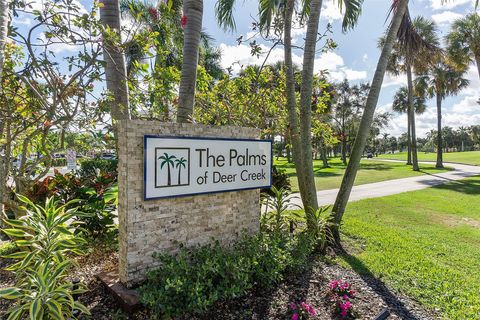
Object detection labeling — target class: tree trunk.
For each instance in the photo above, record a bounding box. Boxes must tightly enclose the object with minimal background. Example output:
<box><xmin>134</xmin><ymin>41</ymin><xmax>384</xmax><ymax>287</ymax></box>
<box><xmin>341</xmin><ymin>137</ymin><xmax>347</xmax><ymax>165</ymax></box>
<box><xmin>298</xmin><ymin>0</ymin><xmax>323</xmax><ymax>215</ymax></box>
<box><xmin>100</xmin><ymin>0</ymin><xmax>130</xmax><ymax>121</ymax></box>
<box><xmin>320</xmin><ymin>138</ymin><xmax>329</xmax><ymax>168</ymax></box>
<box><xmin>407</xmin><ymin>114</ymin><xmax>412</xmax><ymax>164</ymax></box>
<box><xmin>177</xmin><ymin>0</ymin><xmax>203</xmax><ymax>123</ymax></box>
<box><xmin>475</xmin><ymin>54</ymin><xmax>480</xmax><ymax>81</ymax></box>
<box><xmin>0</xmin><ymin>0</ymin><xmax>9</xmax><ymax>87</ymax></box>
<box><xmin>330</xmin><ymin>0</ymin><xmax>409</xmax><ymax>244</ymax></box>
<box><xmin>406</xmin><ymin>63</ymin><xmax>419</xmax><ymax>171</ymax></box>
<box><xmin>284</xmin><ymin>0</ymin><xmax>307</xmax><ymax>198</ymax></box>
<box><xmin>436</xmin><ymin>93</ymin><xmax>443</xmax><ymax>168</ymax></box>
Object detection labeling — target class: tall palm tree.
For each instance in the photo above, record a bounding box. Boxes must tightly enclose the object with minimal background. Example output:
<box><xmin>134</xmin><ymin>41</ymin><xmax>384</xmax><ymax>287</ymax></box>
<box><xmin>416</xmin><ymin>62</ymin><xmax>469</xmax><ymax>168</ymax></box>
<box><xmin>331</xmin><ymin>0</ymin><xmax>409</xmax><ymax>243</ymax></box>
<box><xmin>175</xmin><ymin>157</ymin><xmax>187</xmax><ymax>184</ymax></box>
<box><xmin>0</xmin><ymin>0</ymin><xmax>10</xmax><ymax>86</ymax></box>
<box><xmin>381</xmin><ymin>16</ymin><xmax>440</xmax><ymax>171</ymax></box>
<box><xmin>446</xmin><ymin>13</ymin><xmax>480</xmax><ymax>80</ymax></box>
<box><xmin>392</xmin><ymin>86</ymin><xmax>427</xmax><ymax>147</ymax></box>
<box><xmin>177</xmin><ymin>0</ymin><xmax>203</xmax><ymax>123</ymax></box>
<box><xmin>100</xmin><ymin>0</ymin><xmax>131</xmax><ymax>121</ymax></box>
<box><xmin>159</xmin><ymin>153</ymin><xmax>176</xmax><ymax>186</ymax></box>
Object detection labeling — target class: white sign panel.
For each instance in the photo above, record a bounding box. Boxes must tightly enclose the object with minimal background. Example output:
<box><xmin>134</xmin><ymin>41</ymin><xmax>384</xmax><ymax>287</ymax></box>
<box><xmin>66</xmin><ymin>149</ymin><xmax>76</xmax><ymax>171</ymax></box>
<box><xmin>144</xmin><ymin>136</ymin><xmax>272</xmax><ymax>200</ymax></box>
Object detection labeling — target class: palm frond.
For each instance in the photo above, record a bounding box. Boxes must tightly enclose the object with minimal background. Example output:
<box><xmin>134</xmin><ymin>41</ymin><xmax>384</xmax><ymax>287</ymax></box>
<box><xmin>215</xmin><ymin>0</ymin><xmax>237</xmax><ymax>31</ymax></box>
<box><xmin>339</xmin><ymin>0</ymin><xmax>363</xmax><ymax>32</ymax></box>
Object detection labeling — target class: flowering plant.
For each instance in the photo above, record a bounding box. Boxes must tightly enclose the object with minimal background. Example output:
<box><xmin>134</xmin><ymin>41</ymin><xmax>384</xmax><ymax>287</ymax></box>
<box><xmin>328</xmin><ymin>279</ymin><xmax>355</xmax><ymax>318</ymax></box>
<box><xmin>289</xmin><ymin>301</ymin><xmax>317</xmax><ymax>320</ymax></box>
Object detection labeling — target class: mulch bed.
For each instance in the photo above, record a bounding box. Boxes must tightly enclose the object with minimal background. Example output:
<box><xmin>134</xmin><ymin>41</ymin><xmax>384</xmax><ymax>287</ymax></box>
<box><xmin>0</xmin><ymin>246</ymin><xmax>439</xmax><ymax>320</ymax></box>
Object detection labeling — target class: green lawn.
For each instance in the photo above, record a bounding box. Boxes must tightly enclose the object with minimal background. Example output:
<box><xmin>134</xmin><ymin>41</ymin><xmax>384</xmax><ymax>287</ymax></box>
<box><xmin>339</xmin><ymin>176</ymin><xmax>480</xmax><ymax>319</ymax></box>
<box><xmin>275</xmin><ymin>157</ymin><xmax>452</xmax><ymax>192</ymax></box>
<box><xmin>378</xmin><ymin>150</ymin><xmax>480</xmax><ymax>166</ymax></box>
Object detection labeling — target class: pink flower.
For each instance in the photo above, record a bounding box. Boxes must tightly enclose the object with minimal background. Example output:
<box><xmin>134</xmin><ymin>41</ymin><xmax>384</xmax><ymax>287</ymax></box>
<box><xmin>329</xmin><ymin>280</ymin><xmax>339</xmax><ymax>289</ymax></box>
<box><xmin>291</xmin><ymin>313</ymin><xmax>299</xmax><ymax>320</ymax></box>
<box><xmin>290</xmin><ymin>302</ymin><xmax>296</xmax><ymax>310</ymax></box>
<box><xmin>342</xmin><ymin>295</ymin><xmax>350</xmax><ymax>301</ymax></box>
<box><xmin>340</xmin><ymin>309</ymin><xmax>347</xmax><ymax>317</ymax></box>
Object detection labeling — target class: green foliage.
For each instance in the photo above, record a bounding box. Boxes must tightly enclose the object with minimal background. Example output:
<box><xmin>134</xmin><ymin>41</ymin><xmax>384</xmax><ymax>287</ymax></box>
<box><xmin>79</xmin><ymin>158</ymin><xmax>118</xmax><ymax>177</ymax></box>
<box><xmin>260</xmin><ymin>186</ymin><xmax>300</xmax><ymax>233</ymax></box>
<box><xmin>262</xmin><ymin>165</ymin><xmax>291</xmax><ymax>196</ymax></box>
<box><xmin>139</xmin><ymin>231</ymin><xmax>313</xmax><ymax>318</ymax></box>
<box><xmin>0</xmin><ymin>196</ymin><xmax>89</xmax><ymax>319</ymax></box>
<box><xmin>304</xmin><ymin>206</ymin><xmax>336</xmax><ymax>250</ymax></box>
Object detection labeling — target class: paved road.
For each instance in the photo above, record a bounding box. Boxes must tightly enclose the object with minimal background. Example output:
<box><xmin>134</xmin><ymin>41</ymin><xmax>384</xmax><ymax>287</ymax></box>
<box><xmin>288</xmin><ymin>160</ymin><xmax>480</xmax><ymax>208</ymax></box>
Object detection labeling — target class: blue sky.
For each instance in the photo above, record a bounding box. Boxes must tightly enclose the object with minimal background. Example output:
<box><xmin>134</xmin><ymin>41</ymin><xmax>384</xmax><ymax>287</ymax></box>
<box><xmin>202</xmin><ymin>0</ymin><xmax>480</xmax><ymax>137</ymax></box>
<box><xmin>12</xmin><ymin>0</ymin><xmax>480</xmax><ymax>137</ymax></box>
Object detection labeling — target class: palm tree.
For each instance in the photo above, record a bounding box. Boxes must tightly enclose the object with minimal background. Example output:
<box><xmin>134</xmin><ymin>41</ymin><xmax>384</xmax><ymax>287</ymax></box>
<box><xmin>392</xmin><ymin>86</ymin><xmax>427</xmax><ymax>152</ymax></box>
<box><xmin>177</xmin><ymin>0</ymin><xmax>203</xmax><ymax>123</ymax></box>
<box><xmin>416</xmin><ymin>61</ymin><xmax>469</xmax><ymax>168</ymax></box>
<box><xmin>381</xmin><ymin>16</ymin><xmax>440</xmax><ymax>171</ymax></box>
<box><xmin>100</xmin><ymin>0</ymin><xmax>131</xmax><ymax>121</ymax></box>
<box><xmin>175</xmin><ymin>157</ymin><xmax>187</xmax><ymax>184</ymax></box>
<box><xmin>446</xmin><ymin>13</ymin><xmax>480</xmax><ymax>80</ymax></box>
<box><xmin>159</xmin><ymin>153</ymin><xmax>176</xmax><ymax>186</ymax></box>
<box><xmin>331</xmin><ymin>0</ymin><xmax>409</xmax><ymax>244</ymax></box>
<box><xmin>0</xmin><ymin>0</ymin><xmax>10</xmax><ymax>86</ymax></box>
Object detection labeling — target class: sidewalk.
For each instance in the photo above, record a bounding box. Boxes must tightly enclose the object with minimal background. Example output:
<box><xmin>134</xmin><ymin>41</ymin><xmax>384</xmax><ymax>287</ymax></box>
<box><xmin>289</xmin><ymin>161</ymin><xmax>480</xmax><ymax>208</ymax></box>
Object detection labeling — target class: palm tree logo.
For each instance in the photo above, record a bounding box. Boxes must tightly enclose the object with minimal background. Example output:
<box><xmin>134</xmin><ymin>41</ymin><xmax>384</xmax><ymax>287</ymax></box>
<box><xmin>158</xmin><ymin>153</ymin><xmax>176</xmax><ymax>186</ymax></box>
<box><xmin>175</xmin><ymin>157</ymin><xmax>187</xmax><ymax>185</ymax></box>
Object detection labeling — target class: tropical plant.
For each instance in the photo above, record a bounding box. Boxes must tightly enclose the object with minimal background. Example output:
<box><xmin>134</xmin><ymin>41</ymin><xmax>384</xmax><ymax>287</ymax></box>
<box><xmin>304</xmin><ymin>206</ymin><xmax>336</xmax><ymax>251</ymax></box>
<box><xmin>331</xmin><ymin>0</ymin><xmax>409</xmax><ymax>244</ymax></box>
<box><xmin>174</xmin><ymin>157</ymin><xmax>187</xmax><ymax>184</ymax></box>
<box><xmin>381</xmin><ymin>15</ymin><xmax>440</xmax><ymax>170</ymax></box>
<box><xmin>261</xmin><ymin>186</ymin><xmax>301</xmax><ymax>233</ymax></box>
<box><xmin>177</xmin><ymin>0</ymin><xmax>204</xmax><ymax>122</ymax></box>
<box><xmin>2</xmin><ymin>195</ymin><xmax>86</xmax><ymax>271</ymax></box>
<box><xmin>100</xmin><ymin>0</ymin><xmax>131</xmax><ymax>121</ymax></box>
<box><xmin>415</xmin><ymin>61</ymin><xmax>469</xmax><ymax>168</ymax></box>
<box><xmin>0</xmin><ymin>196</ymin><xmax>89</xmax><ymax>319</ymax></box>
<box><xmin>158</xmin><ymin>153</ymin><xmax>176</xmax><ymax>185</ymax></box>
<box><xmin>0</xmin><ymin>261</ymin><xmax>90</xmax><ymax>319</ymax></box>
<box><xmin>446</xmin><ymin>13</ymin><xmax>480</xmax><ymax>80</ymax></box>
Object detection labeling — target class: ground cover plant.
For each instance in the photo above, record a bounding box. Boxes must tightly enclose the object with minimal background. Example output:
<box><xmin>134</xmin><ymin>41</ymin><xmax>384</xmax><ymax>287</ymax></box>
<box><xmin>275</xmin><ymin>157</ymin><xmax>452</xmax><ymax>192</ymax></box>
<box><xmin>378</xmin><ymin>150</ymin><xmax>480</xmax><ymax>165</ymax></box>
<box><xmin>339</xmin><ymin>176</ymin><xmax>480</xmax><ymax>319</ymax></box>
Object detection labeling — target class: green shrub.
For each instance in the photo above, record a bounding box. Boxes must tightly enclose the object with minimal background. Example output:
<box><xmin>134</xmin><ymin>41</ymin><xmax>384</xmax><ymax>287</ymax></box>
<box><xmin>0</xmin><ymin>195</ymin><xmax>90</xmax><ymax>319</ymax></box>
<box><xmin>261</xmin><ymin>186</ymin><xmax>302</xmax><ymax>233</ymax></box>
<box><xmin>261</xmin><ymin>165</ymin><xmax>291</xmax><ymax>196</ymax></box>
<box><xmin>25</xmin><ymin>169</ymin><xmax>118</xmax><ymax>239</ymax></box>
<box><xmin>139</xmin><ymin>231</ymin><xmax>313</xmax><ymax>318</ymax></box>
<box><xmin>79</xmin><ymin>158</ymin><xmax>117</xmax><ymax>177</ymax></box>
<box><xmin>51</xmin><ymin>158</ymin><xmax>67</xmax><ymax>167</ymax></box>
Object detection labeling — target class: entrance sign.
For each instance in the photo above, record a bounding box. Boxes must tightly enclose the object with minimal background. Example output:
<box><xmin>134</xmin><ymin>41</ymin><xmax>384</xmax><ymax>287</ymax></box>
<box><xmin>144</xmin><ymin>136</ymin><xmax>272</xmax><ymax>200</ymax></box>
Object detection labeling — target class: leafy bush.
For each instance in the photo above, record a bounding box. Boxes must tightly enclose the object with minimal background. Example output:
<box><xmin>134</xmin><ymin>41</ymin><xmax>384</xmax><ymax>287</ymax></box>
<box><xmin>261</xmin><ymin>165</ymin><xmax>291</xmax><ymax>196</ymax></box>
<box><xmin>79</xmin><ymin>158</ymin><xmax>117</xmax><ymax>177</ymax></box>
<box><xmin>51</xmin><ymin>158</ymin><xmax>67</xmax><ymax>167</ymax></box>
<box><xmin>304</xmin><ymin>206</ymin><xmax>336</xmax><ymax>251</ymax></box>
<box><xmin>261</xmin><ymin>186</ymin><xmax>301</xmax><ymax>233</ymax></box>
<box><xmin>0</xmin><ymin>196</ymin><xmax>89</xmax><ymax>319</ymax></box>
<box><xmin>139</xmin><ymin>232</ymin><xmax>312</xmax><ymax>318</ymax></box>
<box><xmin>25</xmin><ymin>169</ymin><xmax>118</xmax><ymax>239</ymax></box>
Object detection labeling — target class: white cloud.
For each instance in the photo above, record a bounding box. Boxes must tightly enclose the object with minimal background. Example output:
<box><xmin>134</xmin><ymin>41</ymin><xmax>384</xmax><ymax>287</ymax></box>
<box><xmin>382</xmin><ymin>73</ymin><xmax>407</xmax><ymax>88</ymax></box>
<box><xmin>461</xmin><ymin>65</ymin><xmax>480</xmax><ymax>96</ymax></box>
<box><xmin>428</xmin><ymin>0</ymin><xmax>472</xmax><ymax>10</ymax></box>
<box><xmin>321</xmin><ymin>1</ymin><xmax>343</xmax><ymax>22</ymax></box>
<box><xmin>219</xmin><ymin>43</ymin><xmax>367</xmax><ymax>81</ymax></box>
<box><xmin>431</xmin><ymin>11</ymin><xmax>464</xmax><ymax>24</ymax></box>
<box><xmin>452</xmin><ymin>96</ymin><xmax>480</xmax><ymax>113</ymax></box>
<box><xmin>362</xmin><ymin>53</ymin><xmax>368</xmax><ymax>63</ymax></box>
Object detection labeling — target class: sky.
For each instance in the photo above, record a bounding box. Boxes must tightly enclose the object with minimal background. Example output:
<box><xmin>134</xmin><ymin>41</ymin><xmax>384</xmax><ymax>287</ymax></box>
<box><xmin>11</xmin><ymin>0</ymin><xmax>480</xmax><ymax>137</ymax></box>
<box><xmin>201</xmin><ymin>0</ymin><xmax>480</xmax><ymax>137</ymax></box>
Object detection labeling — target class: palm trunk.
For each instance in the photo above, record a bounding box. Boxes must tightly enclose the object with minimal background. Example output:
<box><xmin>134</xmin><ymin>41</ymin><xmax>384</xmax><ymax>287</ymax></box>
<box><xmin>178</xmin><ymin>166</ymin><xmax>181</xmax><ymax>184</ymax></box>
<box><xmin>330</xmin><ymin>0</ymin><xmax>409</xmax><ymax>244</ymax></box>
<box><xmin>100</xmin><ymin>0</ymin><xmax>130</xmax><ymax>121</ymax></box>
<box><xmin>436</xmin><ymin>93</ymin><xmax>443</xmax><ymax>168</ymax></box>
<box><xmin>0</xmin><ymin>0</ymin><xmax>9</xmax><ymax>87</ymax></box>
<box><xmin>167</xmin><ymin>164</ymin><xmax>172</xmax><ymax>186</ymax></box>
<box><xmin>177</xmin><ymin>0</ymin><xmax>203</xmax><ymax>123</ymax></box>
<box><xmin>407</xmin><ymin>115</ymin><xmax>412</xmax><ymax>164</ymax></box>
<box><xmin>341</xmin><ymin>136</ymin><xmax>347</xmax><ymax>165</ymax></box>
<box><xmin>298</xmin><ymin>0</ymin><xmax>323</xmax><ymax>216</ymax></box>
<box><xmin>284</xmin><ymin>0</ymin><xmax>307</xmax><ymax>199</ymax></box>
<box><xmin>406</xmin><ymin>63</ymin><xmax>419</xmax><ymax>171</ymax></box>
<box><xmin>320</xmin><ymin>138</ymin><xmax>329</xmax><ymax>168</ymax></box>
<box><xmin>475</xmin><ymin>54</ymin><xmax>480</xmax><ymax>81</ymax></box>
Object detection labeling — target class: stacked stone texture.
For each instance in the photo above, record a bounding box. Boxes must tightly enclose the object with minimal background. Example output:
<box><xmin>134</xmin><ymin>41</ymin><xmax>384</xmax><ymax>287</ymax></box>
<box><xmin>117</xmin><ymin>120</ymin><xmax>260</xmax><ymax>286</ymax></box>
